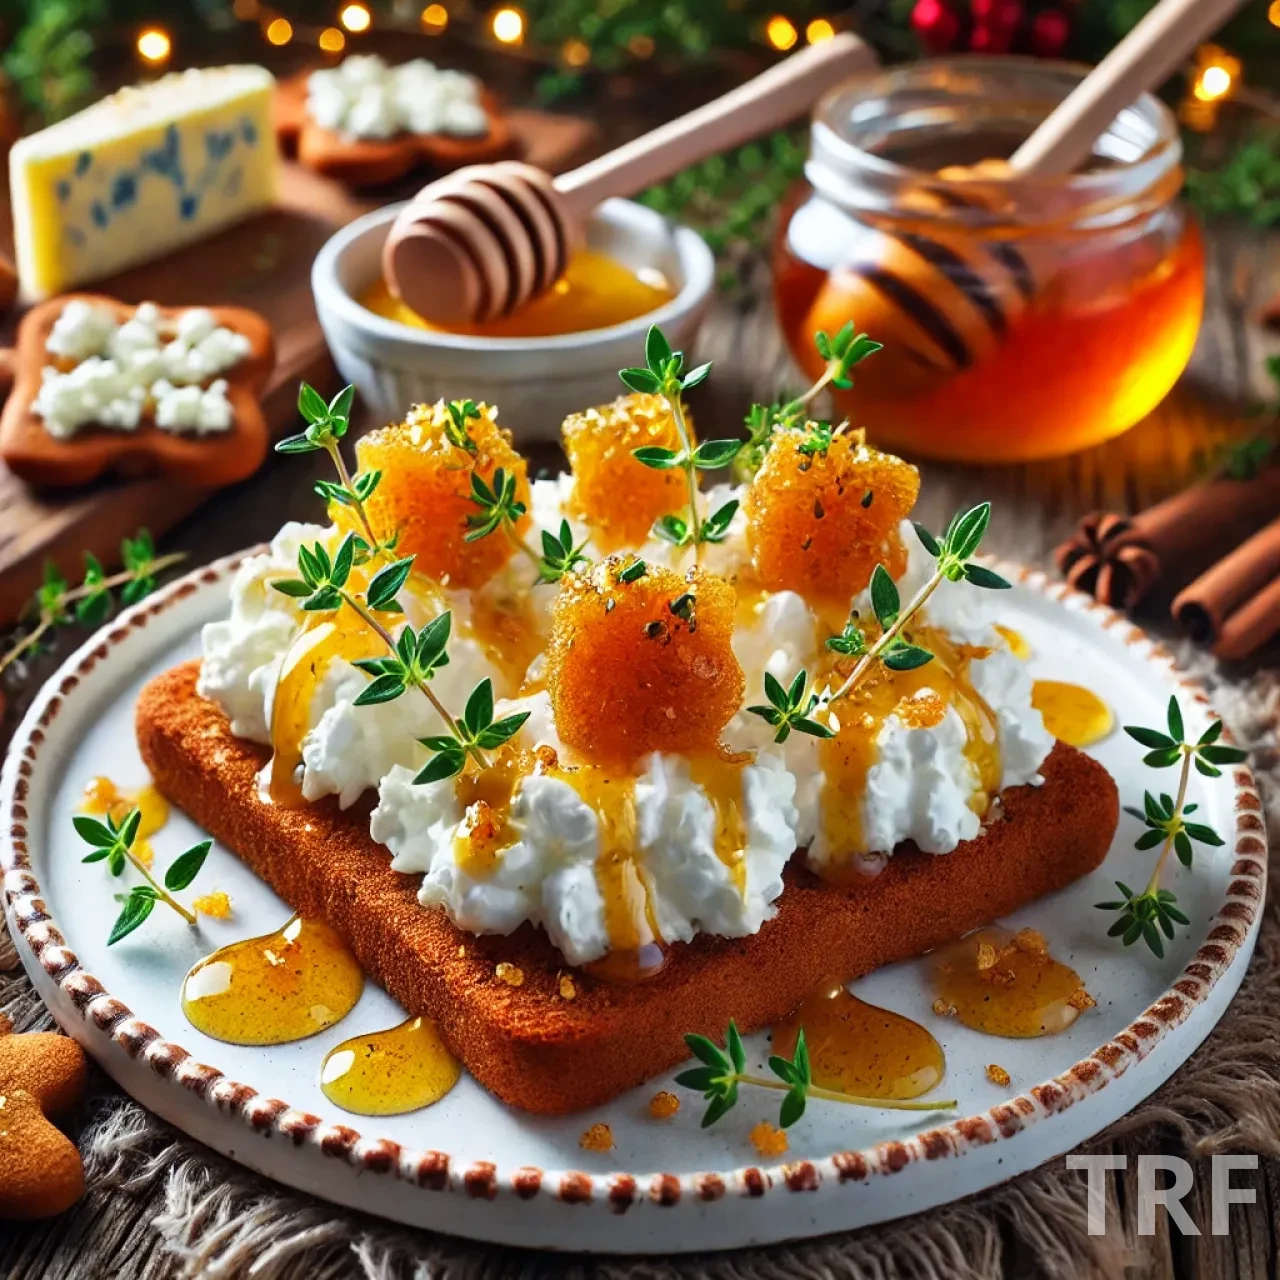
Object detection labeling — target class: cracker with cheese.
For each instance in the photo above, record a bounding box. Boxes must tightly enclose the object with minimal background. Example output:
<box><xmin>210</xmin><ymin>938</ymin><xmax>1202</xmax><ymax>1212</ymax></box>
<box><xmin>0</xmin><ymin>295</ymin><xmax>274</xmax><ymax>488</ymax></box>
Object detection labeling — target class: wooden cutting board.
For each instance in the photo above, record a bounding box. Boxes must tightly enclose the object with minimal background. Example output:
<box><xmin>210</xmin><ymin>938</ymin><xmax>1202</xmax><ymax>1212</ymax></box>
<box><xmin>0</xmin><ymin>108</ymin><xmax>598</xmax><ymax>624</ymax></box>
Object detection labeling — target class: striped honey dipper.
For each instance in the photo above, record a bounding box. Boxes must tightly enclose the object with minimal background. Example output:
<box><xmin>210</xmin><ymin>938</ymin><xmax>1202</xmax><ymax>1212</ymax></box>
<box><xmin>382</xmin><ymin>32</ymin><xmax>876</xmax><ymax>327</ymax></box>
<box><xmin>809</xmin><ymin>0</ymin><xmax>1244</xmax><ymax>374</ymax></box>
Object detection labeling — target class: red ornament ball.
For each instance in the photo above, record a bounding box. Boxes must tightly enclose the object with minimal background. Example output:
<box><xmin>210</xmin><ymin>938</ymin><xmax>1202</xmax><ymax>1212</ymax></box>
<box><xmin>969</xmin><ymin>19</ymin><xmax>1015</xmax><ymax>53</ymax></box>
<box><xmin>971</xmin><ymin>0</ymin><xmax>1023</xmax><ymax>29</ymax></box>
<box><xmin>911</xmin><ymin>0</ymin><xmax>961</xmax><ymax>53</ymax></box>
<box><xmin>1029</xmin><ymin>7</ymin><xmax>1071</xmax><ymax>57</ymax></box>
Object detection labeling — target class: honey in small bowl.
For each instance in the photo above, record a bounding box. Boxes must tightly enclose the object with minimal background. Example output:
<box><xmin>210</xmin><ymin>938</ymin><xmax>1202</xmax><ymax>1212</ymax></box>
<box><xmin>360</xmin><ymin>249</ymin><xmax>674</xmax><ymax>338</ymax></box>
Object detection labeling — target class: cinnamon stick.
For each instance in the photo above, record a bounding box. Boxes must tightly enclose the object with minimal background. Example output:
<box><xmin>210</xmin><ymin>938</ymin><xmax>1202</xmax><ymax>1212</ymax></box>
<box><xmin>1055</xmin><ymin>467</ymin><xmax>1280</xmax><ymax>609</ymax></box>
<box><xmin>1173</xmin><ymin>516</ymin><xmax>1280</xmax><ymax>660</ymax></box>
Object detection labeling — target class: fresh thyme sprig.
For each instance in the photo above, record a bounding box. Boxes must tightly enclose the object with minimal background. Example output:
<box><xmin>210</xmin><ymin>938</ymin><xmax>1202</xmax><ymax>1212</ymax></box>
<box><xmin>734</xmin><ymin>323</ymin><xmax>882</xmax><ymax>482</ymax></box>
<box><xmin>621</xmin><ymin>325</ymin><xmax>739</xmax><ymax>558</ymax></box>
<box><xmin>0</xmin><ymin>531</ymin><xmax>186</xmax><ymax>683</ymax></box>
<box><xmin>676</xmin><ymin>1019</ymin><xmax>956</xmax><ymax>1130</ymax></box>
<box><xmin>1096</xmin><ymin>696</ymin><xmax>1246</xmax><ymax>958</ymax></box>
<box><xmin>747</xmin><ymin>503</ymin><xmax>1010</xmax><ymax>745</ymax></box>
<box><xmin>464</xmin><ymin>466</ymin><xmax>591</xmax><ymax>585</ymax></box>
<box><xmin>746</xmin><ymin>670</ymin><xmax>832</xmax><ymax>744</ymax></box>
<box><xmin>74</xmin><ymin>806</ymin><xmax>211</xmax><ymax>944</ymax></box>
<box><xmin>270</xmin><ymin>531</ymin><xmax>527</xmax><ymax>778</ymax></box>
<box><xmin>277</xmin><ymin>383</ymin><xmax>397</xmax><ymax>562</ymax></box>
<box><xmin>272</xmin><ymin>384</ymin><xmax>533</xmax><ymax>784</ymax></box>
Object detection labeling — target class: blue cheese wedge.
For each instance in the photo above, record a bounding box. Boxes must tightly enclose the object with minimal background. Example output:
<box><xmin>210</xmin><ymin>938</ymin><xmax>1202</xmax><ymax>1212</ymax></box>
<box><xmin>9</xmin><ymin>66</ymin><xmax>277</xmax><ymax>300</ymax></box>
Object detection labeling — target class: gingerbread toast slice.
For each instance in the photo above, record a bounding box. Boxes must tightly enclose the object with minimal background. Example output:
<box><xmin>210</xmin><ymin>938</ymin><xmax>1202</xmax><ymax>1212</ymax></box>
<box><xmin>137</xmin><ymin>660</ymin><xmax>1118</xmax><ymax>1115</ymax></box>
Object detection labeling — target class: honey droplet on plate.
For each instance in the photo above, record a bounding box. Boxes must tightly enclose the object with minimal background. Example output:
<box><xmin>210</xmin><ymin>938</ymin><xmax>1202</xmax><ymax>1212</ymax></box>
<box><xmin>181</xmin><ymin>915</ymin><xmax>363</xmax><ymax>1045</ymax></box>
<box><xmin>930</xmin><ymin>926</ymin><xmax>1092</xmax><ymax>1038</ymax></box>
<box><xmin>320</xmin><ymin>1016</ymin><xmax>460</xmax><ymax>1116</ymax></box>
<box><xmin>81</xmin><ymin>775</ymin><xmax>170</xmax><ymax>864</ymax></box>
<box><xmin>1031</xmin><ymin>680</ymin><xmax>1114</xmax><ymax>747</ymax></box>
<box><xmin>772</xmin><ymin>985</ymin><xmax>945</xmax><ymax>1100</ymax></box>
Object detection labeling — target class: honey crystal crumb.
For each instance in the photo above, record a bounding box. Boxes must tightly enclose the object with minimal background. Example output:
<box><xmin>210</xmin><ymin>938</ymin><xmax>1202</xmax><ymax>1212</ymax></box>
<box><xmin>534</xmin><ymin>744</ymin><xmax>559</xmax><ymax>773</ymax></box>
<box><xmin>546</xmin><ymin>559</ymin><xmax>744</xmax><ymax>763</ymax></box>
<box><xmin>649</xmin><ymin>1091</ymin><xmax>680</xmax><ymax>1120</ymax></box>
<box><xmin>579</xmin><ymin>1122</ymin><xmax>614</xmax><ymax>1152</ymax></box>
<box><xmin>1012</xmin><ymin>928</ymin><xmax>1048</xmax><ymax>955</ymax></box>
<box><xmin>337</xmin><ymin>401</ymin><xmax>531</xmax><ymax>591</ymax></box>
<box><xmin>558</xmin><ymin>974</ymin><xmax>577</xmax><ymax>1000</ymax></box>
<box><xmin>495</xmin><ymin>962</ymin><xmax>525</xmax><ymax>988</ymax></box>
<box><xmin>745</xmin><ymin>428</ymin><xmax>919</xmax><ymax>604</ymax></box>
<box><xmin>192</xmin><ymin>891</ymin><xmax>232</xmax><ymax>919</ymax></box>
<box><xmin>1068</xmin><ymin>987</ymin><xmax>1096</xmax><ymax>1012</ymax></box>
<box><xmin>749</xmin><ymin>1121</ymin><xmax>789</xmax><ymax>1158</ymax></box>
<box><xmin>562</xmin><ymin>393</ymin><xmax>688</xmax><ymax>551</ymax></box>
<box><xmin>932</xmin><ymin>998</ymin><xmax>956</xmax><ymax>1018</ymax></box>
<box><xmin>986</xmin><ymin>1063</ymin><xmax>1012</xmax><ymax>1087</ymax></box>
<box><xmin>975</xmin><ymin>941</ymin><xmax>998</xmax><ymax>972</ymax></box>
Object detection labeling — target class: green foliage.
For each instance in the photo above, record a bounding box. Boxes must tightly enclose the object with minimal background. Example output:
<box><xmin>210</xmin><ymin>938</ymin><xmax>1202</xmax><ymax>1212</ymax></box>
<box><xmin>1186</xmin><ymin>132</ymin><xmax>1280</xmax><ymax>228</ymax></box>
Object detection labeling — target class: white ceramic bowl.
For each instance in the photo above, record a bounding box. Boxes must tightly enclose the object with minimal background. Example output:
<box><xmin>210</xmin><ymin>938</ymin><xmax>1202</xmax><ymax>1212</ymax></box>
<box><xmin>311</xmin><ymin>198</ymin><xmax>716</xmax><ymax>441</ymax></box>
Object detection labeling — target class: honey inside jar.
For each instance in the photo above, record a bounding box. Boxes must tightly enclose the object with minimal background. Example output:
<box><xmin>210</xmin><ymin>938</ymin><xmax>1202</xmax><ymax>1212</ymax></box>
<box><xmin>361</xmin><ymin>249</ymin><xmax>675</xmax><ymax>338</ymax></box>
<box><xmin>774</xmin><ymin>61</ymin><xmax>1204</xmax><ymax>462</ymax></box>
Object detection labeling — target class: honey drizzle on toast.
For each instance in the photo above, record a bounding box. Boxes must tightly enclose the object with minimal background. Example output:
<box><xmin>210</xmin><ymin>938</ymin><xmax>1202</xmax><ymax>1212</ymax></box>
<box><xmin>267</xmin><ymin>604</ymin><xmax>383</xmax><ymax>807</ymax></box>
<box><xmin>818</xmin><ymin>623</ymin><xmax>1000</xmax><ymax>864</ymax></box>
<box><xmin>687</xmin><ymin>751</ymin><xmax>750</xmax><ymax>896</ymax></box>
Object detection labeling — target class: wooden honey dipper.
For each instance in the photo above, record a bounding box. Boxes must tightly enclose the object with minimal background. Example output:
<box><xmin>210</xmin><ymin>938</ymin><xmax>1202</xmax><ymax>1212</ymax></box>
<box><xmin>819</xmin><ymin>0</ymin><xmax>1248</xmax><ymax>375</ymax></box>
<box><xmin>383</xmin><ymin>32</ymin><xmax>876</xmax><ymax>326</ymax></box>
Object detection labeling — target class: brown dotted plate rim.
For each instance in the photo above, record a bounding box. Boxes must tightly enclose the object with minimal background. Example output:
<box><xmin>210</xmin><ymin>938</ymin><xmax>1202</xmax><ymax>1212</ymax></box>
<box><xmin>0</xmin><ymin>548</ymin><xmax>1268</xmax><ymax>1216</ymax></box>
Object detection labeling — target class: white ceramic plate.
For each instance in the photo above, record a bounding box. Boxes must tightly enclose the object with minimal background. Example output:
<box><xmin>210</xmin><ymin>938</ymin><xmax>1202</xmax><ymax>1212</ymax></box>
<box><xmin>2</xmin><ymin>552</ymin><xmax>1266</xmax><ymax>1253</ymax></box>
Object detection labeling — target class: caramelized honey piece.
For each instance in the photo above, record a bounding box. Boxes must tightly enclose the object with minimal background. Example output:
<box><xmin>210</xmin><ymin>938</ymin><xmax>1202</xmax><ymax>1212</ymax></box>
<box><xmin>772</xmin><ymin>985</ymin><xmax>945</xmax><ymax>1101</ymax></box>
<box><xmin>985</xmin><ymin>1062</ymin><xmax>1012</xmax><ymax>1087</ymax></box>
<box><xmin>181</xmin><ymin>915</ymin><xmax>363</xmax><ymax>1045</ymax></box>
<box><xmin>562</xmin><ymin>393</ymin><xmax>689</xmax><ymax>551</ymax></box>
<box><xmin>931</xmin><ymin>925</ymin><xmax>1093</xmax><ymax>1038</ymax></box>
<box><xmin>579</xmin><ymin>1122</ymin><xmax>615</xmax><ymax>1152</ymax></box>
<box><xmin>745</xmin><ymin>428</ymin><xmax>920</xmax><ymax>605</ymax></box>
<box><xmin>546</xmin><ymin>559</ymin><xmax>744</xmax><ymax>764</ymax></box>
<box><xmin>451</xmin><ymin>747</ymin><xmax>530</xmax><ymax>879</ymax></box>
<box><xmin>1031</xmin><ymin>680</ymin><xmax>1114</xmax><ymax>748</ymax></box>
<box><xmin>193</xmin><ymin>891</ymin><xmax>233</xmax><ymax>919</ymax></box>
<box><xmin>494</xmin><ymin>962</ymin><xmax>525</xmax><ymax>988</ymax></box>
<box><xmin>320</xmin><ymin>1015</ymin><xmax>461</xmax><ymax>1116</ymax></box>
<box><xmin>338</xmin><ymin>401</ymin><xmax>531</xmax><ymax>589</ymax></box>
<box><xmin>749</xmin><ymin>1122</ymin><xmax>789</xmax><ymax>1157</ymax></box>
<box><xmin>649</xmin><ymin>1090</ymin><xmax>680</xmax><ymax>1119</ymax></box>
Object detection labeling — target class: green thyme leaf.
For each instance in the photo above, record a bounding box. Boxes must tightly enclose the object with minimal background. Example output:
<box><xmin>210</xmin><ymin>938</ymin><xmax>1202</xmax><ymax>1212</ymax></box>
<box><xmin>107</xmin><ymin>888</ymin><xmax>157</xmax><ymax>945</ymax></box>
<box><xmin>164</xmin><ymin>840</ymin><xmax>212</xmax><ymax>892</ymax></box>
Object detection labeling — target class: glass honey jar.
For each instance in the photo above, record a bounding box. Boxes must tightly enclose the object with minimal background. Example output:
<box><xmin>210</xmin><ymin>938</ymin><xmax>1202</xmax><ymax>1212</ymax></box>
<box><xmin>773</xmin><ymin>58</ymin><xmax>1204</xmax><ymax>462</ymax></box>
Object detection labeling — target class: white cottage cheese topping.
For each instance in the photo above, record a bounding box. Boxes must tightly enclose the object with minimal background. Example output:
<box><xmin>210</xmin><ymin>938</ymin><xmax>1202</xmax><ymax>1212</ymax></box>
<box><xmin>33</xmin><ymin>300</ymin><xmax>250</xmax><ymax>438</ymax></box>
<box><xmin>372</xmin><ymin>751</ymin><xmax>798</xmax><ymax>965</ymax></box>
<box><xmin>307</xmin><ymin>56</ymin><xmax>487</xmax><ymax>140</ymax></box>
<box><xmin>199</xmin><ymin>484</ymin><xmax>1054</xmax><ymax>960</ymax></box>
